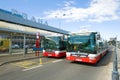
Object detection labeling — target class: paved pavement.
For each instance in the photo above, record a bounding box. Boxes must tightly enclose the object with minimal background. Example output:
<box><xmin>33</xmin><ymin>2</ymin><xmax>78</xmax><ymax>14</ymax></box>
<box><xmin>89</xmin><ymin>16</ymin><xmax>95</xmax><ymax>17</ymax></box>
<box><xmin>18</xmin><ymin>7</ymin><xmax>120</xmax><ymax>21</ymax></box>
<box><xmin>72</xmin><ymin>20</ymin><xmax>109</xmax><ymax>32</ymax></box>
<box><xmin>0</xmin><ymin>52</ymin><xmax>113</xmax><ymax>80</ymax></box>
<box><xmin>0</xmin><ymin>46</ymin><xmax>117</xmax><ymax>80</ymax></box>
<box><xmin>0</xmin><ymin>52</ymin><xmax>42</xmax><ymax>66</ymax></box>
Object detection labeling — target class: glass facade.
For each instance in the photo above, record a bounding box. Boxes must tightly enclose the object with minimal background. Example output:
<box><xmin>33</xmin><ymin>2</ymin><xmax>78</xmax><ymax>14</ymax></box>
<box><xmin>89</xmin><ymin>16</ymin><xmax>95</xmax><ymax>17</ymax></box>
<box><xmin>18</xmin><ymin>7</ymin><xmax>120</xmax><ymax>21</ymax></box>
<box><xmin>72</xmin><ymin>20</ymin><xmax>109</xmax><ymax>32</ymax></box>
<box><xmin>0</xmin><ymin>21</ymin><xmax>63</xmax><ymax>54</ymax></box>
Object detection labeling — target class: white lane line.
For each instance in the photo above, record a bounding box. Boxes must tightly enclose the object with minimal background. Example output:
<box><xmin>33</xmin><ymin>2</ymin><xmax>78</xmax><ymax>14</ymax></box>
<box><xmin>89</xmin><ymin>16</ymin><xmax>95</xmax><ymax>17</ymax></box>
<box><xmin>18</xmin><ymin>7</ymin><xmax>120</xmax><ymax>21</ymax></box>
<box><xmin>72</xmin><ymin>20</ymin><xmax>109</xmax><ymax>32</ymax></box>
<box><xmin>52</xmin><ymin>59</ymin><xmax>63</xmax><ymax>63</ymax></box>
<box><xmin>22</xmin><ymin>65</ymin><xmax>43</xmax><ymax>71</ymax></box>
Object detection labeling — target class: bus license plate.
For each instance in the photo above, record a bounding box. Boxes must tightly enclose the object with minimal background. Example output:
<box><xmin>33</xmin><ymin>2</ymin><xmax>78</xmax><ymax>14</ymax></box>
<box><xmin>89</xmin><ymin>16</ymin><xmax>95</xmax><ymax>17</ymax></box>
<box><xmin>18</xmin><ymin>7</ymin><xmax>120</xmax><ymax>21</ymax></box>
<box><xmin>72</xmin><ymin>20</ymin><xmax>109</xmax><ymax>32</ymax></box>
<box><xmin>75</xmin><ymin>59</ymin><xmax>82</xmax><ymax>61</ymax></box>
<box><xmin>48</xmin><ymin>54</ymin><xmax>52</xmax><ymax>56</ymax></box>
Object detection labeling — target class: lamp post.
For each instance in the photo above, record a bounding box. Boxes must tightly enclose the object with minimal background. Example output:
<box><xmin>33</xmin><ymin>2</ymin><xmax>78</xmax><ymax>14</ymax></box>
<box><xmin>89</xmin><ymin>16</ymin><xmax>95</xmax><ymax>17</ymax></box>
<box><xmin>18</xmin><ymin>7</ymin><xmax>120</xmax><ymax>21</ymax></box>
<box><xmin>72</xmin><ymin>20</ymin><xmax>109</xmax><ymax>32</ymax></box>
<box><xmin>59</xmin><ymin>19</ymin><xmax>61</xmax><ymax>29</ymax></box>
<box><xmin>55</xmin><ymin>16</ymin><xmax>61</xmax><ymax>29</ymax></box>
<box><xmin>55</xmin><ymin>13</ymin><xmax>66</xmax><ymax>29</ymax></box>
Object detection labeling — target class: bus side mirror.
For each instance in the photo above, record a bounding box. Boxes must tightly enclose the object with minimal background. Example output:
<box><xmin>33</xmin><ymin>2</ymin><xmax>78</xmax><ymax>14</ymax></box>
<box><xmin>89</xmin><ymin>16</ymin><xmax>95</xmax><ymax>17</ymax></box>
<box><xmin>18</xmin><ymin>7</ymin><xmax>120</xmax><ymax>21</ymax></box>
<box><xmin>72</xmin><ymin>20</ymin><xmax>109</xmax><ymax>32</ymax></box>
<box><xmin>99</xmin><ymin>42</ymin><xmax>103</xmax><ymax>47</ymax></box>
<box><xmin>97</xmin><ymin>34</ymin><xmax>100</xmax><ymax>40</ymax></box>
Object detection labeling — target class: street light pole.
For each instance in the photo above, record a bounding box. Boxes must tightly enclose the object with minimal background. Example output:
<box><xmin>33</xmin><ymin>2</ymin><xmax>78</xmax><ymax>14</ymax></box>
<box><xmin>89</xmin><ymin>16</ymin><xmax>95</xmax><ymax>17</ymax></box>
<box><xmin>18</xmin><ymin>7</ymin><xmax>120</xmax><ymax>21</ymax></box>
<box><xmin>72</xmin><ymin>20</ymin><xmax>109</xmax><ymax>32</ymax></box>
<box><xmin>55</xmin><ymin>14</ymin><xmax>66</xmax><ymax>29</ymax></box>
<box><xmin>55</xmin><ymin>16</ymin><xmax>61</xmax><ymax>29</ymax></box>
<box><xmin>59</xmin><ymin>20</ymin><xmax>61</xmax><ymax>29</ymax></box>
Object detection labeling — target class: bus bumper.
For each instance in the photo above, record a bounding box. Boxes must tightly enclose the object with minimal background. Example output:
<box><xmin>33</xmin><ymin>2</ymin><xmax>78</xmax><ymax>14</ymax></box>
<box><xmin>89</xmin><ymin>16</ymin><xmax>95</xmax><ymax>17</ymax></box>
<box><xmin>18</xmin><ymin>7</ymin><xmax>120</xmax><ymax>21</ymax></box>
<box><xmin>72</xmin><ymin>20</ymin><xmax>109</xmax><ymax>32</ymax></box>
<box><xmin>43</xmin><ymin>51</ymin><xmax>66</xmax><ymax>58</ymax></box>
<box><xmin>66</xmin><ymin>56</ymin><xmax>97</xmax><ymax>64</ymax></box>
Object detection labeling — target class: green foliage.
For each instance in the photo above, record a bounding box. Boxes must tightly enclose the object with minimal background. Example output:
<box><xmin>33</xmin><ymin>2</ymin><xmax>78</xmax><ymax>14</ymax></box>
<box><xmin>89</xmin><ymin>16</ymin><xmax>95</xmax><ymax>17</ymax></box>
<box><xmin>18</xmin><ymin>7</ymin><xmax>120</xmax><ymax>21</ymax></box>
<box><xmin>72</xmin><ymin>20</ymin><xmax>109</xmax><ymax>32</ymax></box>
<box><xmin>108</xmin><ymin>40</ymin><xmax>116</xmax><ymax>46</ymax></box>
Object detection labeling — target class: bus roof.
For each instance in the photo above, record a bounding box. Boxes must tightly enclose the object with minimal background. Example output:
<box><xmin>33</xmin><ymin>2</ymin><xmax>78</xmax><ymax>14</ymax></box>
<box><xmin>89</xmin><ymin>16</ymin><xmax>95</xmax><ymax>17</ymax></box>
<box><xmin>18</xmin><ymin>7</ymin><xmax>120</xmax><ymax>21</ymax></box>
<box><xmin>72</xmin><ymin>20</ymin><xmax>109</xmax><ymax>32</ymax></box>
<box><xmin>45</xmin><ymin>34</ymin><xmax>63</xmax><ymax>37</ymax></box>
<box><xmin>69</xmin><ymin>32</ymin><xmax>97</xmax><ymax>36</ymax></box>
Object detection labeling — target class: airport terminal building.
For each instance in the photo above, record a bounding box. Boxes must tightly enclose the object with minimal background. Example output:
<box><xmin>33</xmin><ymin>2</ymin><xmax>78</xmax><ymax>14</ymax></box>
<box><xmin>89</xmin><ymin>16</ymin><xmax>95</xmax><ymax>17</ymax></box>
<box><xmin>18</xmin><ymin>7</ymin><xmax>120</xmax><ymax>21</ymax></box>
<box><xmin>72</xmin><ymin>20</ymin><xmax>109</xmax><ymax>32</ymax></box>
<box><xmin>0</xmin><ymin>9</ymin><xmax>69</xmax><ymax>54</ymax></box>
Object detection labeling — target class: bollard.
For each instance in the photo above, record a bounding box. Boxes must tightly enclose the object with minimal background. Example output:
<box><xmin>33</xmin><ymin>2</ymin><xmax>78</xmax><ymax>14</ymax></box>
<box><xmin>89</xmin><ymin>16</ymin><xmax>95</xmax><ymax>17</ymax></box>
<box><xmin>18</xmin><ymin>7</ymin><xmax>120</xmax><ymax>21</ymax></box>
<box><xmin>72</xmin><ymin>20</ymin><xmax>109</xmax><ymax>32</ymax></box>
<box><xmin>40</xmin><ymin>58</ymin><xmax>42</xmax><ymax>65</ymax></box>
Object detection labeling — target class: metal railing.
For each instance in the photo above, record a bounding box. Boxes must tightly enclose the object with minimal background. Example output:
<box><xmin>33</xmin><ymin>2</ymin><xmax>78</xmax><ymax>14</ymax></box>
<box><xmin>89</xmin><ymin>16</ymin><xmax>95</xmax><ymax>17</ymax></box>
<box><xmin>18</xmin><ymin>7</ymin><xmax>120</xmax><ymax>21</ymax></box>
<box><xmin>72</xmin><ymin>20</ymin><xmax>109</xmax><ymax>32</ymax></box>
<box><xmin>112</xmin><ymin>39</ymin><xmax>119</xmax><ymax>80</ymax></box>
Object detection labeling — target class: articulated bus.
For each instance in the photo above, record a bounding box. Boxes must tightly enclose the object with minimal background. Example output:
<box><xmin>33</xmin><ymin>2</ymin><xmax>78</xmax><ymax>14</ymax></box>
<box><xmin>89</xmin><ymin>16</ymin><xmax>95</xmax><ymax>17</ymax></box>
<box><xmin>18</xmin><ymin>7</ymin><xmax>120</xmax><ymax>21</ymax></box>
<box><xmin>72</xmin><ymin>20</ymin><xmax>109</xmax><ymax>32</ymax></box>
<box><xmin>66</xmin><ymin>31</ymin><xmax>108</xmax><ymax>64</ymax></box>
<box><xmin>42</xmin><ymin>35</ymin><xmax>66</xmax><ymax>58</ymax></box>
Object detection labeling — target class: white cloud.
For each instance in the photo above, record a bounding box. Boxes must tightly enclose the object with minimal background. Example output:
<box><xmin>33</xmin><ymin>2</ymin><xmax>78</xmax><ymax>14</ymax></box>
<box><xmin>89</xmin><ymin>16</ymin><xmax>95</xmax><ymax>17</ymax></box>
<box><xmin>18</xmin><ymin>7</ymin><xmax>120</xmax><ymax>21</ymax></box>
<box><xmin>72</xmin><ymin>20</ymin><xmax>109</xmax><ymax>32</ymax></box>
<box><xmin>63</xmin><ymin>0</ymin><xmax>75</xmax><ymax>7</ymax></box>
<box><xmin>79</xmin><ymin>25</ymin><xmax>96</xmax><ymax>33</ymax></box>
<box><xmin>80</xmin><ymin>25</ymin><xmax>91</xmax><ymax>29</ymax></box>
<box><xmin>43</xmin><ymin>0</ymin><xmax>120</xmax><ymax>22</ymax></box>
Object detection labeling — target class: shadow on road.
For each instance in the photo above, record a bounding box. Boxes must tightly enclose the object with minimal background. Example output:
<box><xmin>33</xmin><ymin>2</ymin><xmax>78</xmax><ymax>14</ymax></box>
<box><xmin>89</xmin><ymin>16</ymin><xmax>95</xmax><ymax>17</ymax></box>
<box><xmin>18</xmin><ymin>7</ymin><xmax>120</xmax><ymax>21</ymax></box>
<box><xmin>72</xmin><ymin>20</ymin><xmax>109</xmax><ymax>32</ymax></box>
<box><xmin>96</xmin><ymin>50</ymin><xmax>113</xmax><ymax>66</ymax></box>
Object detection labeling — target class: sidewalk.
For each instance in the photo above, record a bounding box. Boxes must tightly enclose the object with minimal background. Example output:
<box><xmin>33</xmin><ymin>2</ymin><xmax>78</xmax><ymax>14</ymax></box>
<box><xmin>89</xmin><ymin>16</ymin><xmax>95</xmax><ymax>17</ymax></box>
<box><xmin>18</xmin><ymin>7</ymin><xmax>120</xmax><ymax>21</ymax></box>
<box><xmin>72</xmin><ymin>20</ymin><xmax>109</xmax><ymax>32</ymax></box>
<box><xmin>0</xmin><ymin>52</ymin><xmax>42</xmax><ymax>66</ymax></box>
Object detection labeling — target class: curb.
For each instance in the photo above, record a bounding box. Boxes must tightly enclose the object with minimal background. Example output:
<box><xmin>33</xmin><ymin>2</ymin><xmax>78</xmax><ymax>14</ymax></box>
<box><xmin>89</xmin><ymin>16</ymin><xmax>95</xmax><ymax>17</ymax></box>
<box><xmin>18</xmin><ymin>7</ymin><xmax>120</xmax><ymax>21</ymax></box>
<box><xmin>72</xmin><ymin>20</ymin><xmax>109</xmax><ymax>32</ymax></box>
<box><xmin>0</xmin><ymin>56</ymin><xmax>43</xmax><ymax>66</ymax></box>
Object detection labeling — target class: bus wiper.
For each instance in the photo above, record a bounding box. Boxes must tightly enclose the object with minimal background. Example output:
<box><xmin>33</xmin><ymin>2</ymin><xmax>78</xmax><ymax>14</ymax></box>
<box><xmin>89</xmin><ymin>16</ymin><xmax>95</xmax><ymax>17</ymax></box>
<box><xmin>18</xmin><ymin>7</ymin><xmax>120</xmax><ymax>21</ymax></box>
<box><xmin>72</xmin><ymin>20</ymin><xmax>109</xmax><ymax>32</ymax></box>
<box><xmin>46</xmin><ymin>38</ymin><xmax>58</xmax><ymax>45</ymax></box>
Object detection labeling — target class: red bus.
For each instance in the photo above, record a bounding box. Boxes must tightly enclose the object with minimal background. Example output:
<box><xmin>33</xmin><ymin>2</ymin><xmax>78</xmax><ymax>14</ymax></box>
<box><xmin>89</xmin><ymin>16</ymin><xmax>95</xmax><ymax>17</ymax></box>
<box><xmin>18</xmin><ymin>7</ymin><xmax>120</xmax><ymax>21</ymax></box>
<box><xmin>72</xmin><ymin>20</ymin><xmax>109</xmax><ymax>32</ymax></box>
<box><xmin>42</xmin><ymin>35</ymin><xmax>66</xmax><ymax>58</ymax></box>
<box><xmin>66</xmin><ymin>32</ymin><xmax>108</xmax><ymax>64</ymax></box>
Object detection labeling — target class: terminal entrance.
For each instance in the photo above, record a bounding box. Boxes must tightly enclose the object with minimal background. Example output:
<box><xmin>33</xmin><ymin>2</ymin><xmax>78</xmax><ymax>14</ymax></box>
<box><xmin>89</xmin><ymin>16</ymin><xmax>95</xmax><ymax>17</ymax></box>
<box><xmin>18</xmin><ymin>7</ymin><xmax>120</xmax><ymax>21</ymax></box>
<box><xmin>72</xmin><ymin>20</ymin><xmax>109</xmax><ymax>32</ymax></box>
<box><xmin>0</xmin><ymin>31</ymin><xmax>42</xmax><ymax>55</ymax></box>
<box><xmin>0</xmin><ymin>8</ymin><xmax>68</xmax><ymax>55</ymax></box>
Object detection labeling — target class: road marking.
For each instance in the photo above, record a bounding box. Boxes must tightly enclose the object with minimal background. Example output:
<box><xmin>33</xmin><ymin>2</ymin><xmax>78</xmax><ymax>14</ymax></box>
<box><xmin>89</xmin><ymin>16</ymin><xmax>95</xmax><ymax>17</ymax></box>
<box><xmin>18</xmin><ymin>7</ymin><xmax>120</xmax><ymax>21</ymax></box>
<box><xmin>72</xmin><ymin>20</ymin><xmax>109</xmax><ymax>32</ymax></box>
<box><xmin>22</xmin><ymin>65</ymin><xmax>43</xmax><ymax>71</ymax></box>
<box><xmin>13</xmin><ymin>61</ymin><xmax>37</xmax><ymax>68</ymax></box>
<box><xmin>52</xmin><ymin>59</ymin><xmax>63</xmax><ymax>63</ymax></box>
<box><xmin>21</xmin><ymin>59</ymin><xmax>64</xmax><ymax>71</ymax></box>
<box><xmin>43</xmin><ymin>59</ymin><xmax>56</xmax><ymax>64</ymax></box>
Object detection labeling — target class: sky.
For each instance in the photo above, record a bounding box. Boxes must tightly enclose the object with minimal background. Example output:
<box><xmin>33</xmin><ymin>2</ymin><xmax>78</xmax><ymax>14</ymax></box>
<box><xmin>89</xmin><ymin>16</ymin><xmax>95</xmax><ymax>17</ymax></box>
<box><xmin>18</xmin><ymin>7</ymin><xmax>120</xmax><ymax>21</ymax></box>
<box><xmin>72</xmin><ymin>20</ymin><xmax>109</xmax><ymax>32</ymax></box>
<box><xmin>0</xmin><ymin>0</ymin><xmax>120</xmax><ymax>40</ymax></box>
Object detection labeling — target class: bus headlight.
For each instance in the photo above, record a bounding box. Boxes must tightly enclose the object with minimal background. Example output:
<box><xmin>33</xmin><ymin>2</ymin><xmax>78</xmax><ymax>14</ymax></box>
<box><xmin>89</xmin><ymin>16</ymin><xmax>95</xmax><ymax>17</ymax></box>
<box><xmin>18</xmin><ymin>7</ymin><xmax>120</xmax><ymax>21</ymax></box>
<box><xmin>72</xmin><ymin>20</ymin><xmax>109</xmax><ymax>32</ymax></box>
<box><xmin>43</xmin><ymin>50</ymin><xmax>45</xmax><ymax>53</ymax></box>
<box><xmin>66</xmin><ymin>52</ymin><xmax>71</xmax><ymax>57</ymax></box>
<box><xmin>55</xmin><ymin>51</ymin><xmax>59</xmax><ymax>54</ymax></box>
<box><xmin>88</xmin><ymin>54</ymin><xmax>96</xmax><ymax>60</ymax></box>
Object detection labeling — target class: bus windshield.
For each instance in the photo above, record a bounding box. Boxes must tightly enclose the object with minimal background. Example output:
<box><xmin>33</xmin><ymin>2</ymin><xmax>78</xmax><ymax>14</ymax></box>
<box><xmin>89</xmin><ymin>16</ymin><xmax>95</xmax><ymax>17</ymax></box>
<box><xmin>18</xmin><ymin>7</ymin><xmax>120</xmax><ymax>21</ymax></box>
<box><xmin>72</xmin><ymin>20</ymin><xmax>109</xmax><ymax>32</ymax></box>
<box><xmin>67</xmin><ymin>34</ymin><xmax>95</xmax><ymax>53</ymax></box>
<box><xmin>44</xmin><ymin>36</ymin><xmax>62</xmax><ymax>50</ymax></box>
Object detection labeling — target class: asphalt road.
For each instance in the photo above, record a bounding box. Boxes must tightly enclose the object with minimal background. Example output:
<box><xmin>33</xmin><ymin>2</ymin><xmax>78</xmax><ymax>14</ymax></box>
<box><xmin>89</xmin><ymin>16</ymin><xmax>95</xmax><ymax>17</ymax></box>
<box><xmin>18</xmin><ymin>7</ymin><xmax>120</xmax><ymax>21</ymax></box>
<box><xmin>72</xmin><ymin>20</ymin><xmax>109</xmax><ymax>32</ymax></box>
<box><xmin>0</xmin><ymin>49</ymin><xmax>113</xmax><ymax>80</ymax></box>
